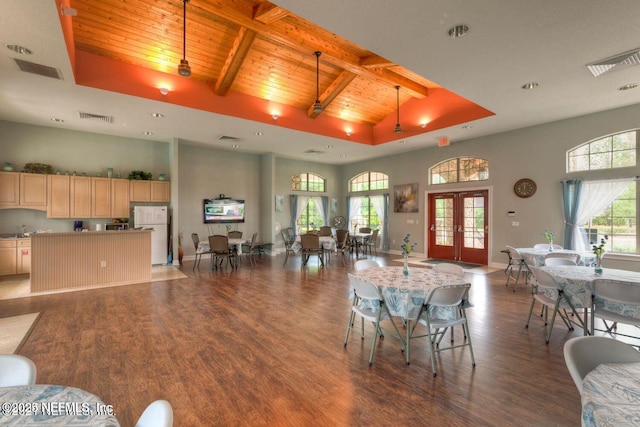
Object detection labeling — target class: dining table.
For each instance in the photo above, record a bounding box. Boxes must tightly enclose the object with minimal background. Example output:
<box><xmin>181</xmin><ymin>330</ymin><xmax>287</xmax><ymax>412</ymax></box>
<box><xmin>349</xmin><ymin>232</ymin><xmax>372</xmax><ymax>257</ymax></box>
<box><xmin>516</xmin><ymin>247</ymin><xmax>596</xmax><ymax>267</ymax></box>
<box><xmin>581</xmin><ymin>361</ymin><xmax>640</xmax><ymax>427</ymax></box>
<box><xmin>539</xmin><ymin>265</ymin><xmax>640</xmax><ymax>335</ymax></box>
<box><xmin>349</xmin><ymin>266</ymin><xmax>471</xmax><ymax>364</ymax></box>
<box><xmin>0</xmin><ymin>384</ymin><xmax>120</xmax><ymax>426</ymax></box>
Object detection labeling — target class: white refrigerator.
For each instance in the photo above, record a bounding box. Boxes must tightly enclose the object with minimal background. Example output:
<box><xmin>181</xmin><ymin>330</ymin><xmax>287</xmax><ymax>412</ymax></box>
<box><xmin>134</xmin><ymin>206</ymin><xmax>168</xmax><ymax>265</ymax></box>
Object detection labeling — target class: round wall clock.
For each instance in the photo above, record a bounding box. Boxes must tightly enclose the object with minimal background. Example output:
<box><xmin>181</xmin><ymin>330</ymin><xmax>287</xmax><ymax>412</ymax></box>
<box><xmin>514</xmin><ymin>178</ymin><xmax>537</xmax><ymax>198</ymax></box>
<box><xmin>333</xmin><ymin>216</ymin><xmax>346</xmax><ymax>229</ymax></box>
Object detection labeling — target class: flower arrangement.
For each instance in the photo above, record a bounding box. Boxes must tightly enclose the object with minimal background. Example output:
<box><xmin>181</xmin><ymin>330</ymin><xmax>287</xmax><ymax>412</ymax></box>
<box><xmin>591</xmin><ymin>235</ymin><xmax>609</xmax><ymax>258</ymax></box>
<box><xmin>225</xmin><ymin>224</ymin><xmax>231</xmax><ymax>233</ymax></box>
<box><xmin>542</xmin><ymin>228</ymin><xmax>556</xmax><ymax>244</ymax></box>
<box><xmin>401</xmin><ymin>234</ymin><xmax>416</xmax><ymax>255</ymax></box>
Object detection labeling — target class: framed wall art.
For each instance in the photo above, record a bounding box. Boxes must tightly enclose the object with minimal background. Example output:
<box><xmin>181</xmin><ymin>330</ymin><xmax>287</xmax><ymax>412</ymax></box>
<box><xmin>275</xmin><ymin>195</ymin><xmax>284</xmax><ymax>212</ymax></box>
<box><xmin>394</xmin><ymin>183</ymin><xmax>419</xmax><ymax>213</ymax></box>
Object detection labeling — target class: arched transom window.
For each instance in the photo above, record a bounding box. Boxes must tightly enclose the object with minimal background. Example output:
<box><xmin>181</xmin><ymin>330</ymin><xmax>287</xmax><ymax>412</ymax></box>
<box><xmin>291</xmin><ymin>173</ymin><xmax>326</xmax><ymax>192</ymax></box>
<box><xmin>349</xmin><ymin>172</ymin><xmax>389</xmax><ymax>192</ymax></box>
<box><xmin>567</xmin><ymin>130</ymin><xmax>637</xmax><ymax>172</ymax></box>
<box><xmin>430</xmin><ymin>157</ymin><xmax>489</xmax><ymax>185</ymax></box>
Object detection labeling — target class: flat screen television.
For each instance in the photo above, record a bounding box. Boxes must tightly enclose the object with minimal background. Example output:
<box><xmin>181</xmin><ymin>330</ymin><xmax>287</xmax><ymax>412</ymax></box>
<box><xmin>203</xmin><ymin>199</ymin><xmax>245</xmax><ymax>224</ymax></box>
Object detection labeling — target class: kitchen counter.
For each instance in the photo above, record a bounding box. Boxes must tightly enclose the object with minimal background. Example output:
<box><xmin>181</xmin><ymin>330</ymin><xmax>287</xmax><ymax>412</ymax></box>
<box><xmin>30</xmin><ymin>230</ymin><xmax>152</xmax><ymax>292</ymax></box>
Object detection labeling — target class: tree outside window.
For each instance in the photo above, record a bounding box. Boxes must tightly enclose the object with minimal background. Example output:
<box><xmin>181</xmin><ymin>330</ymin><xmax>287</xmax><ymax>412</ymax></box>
<box><xmin>350</xmin><ymin>197</ymin><xmax>381</xmax><ymax>232</ymax></box>
<box><xmin>297</xmin><ymin>198</ymin><xmax>323</xmax><ymax>234</ymax></box>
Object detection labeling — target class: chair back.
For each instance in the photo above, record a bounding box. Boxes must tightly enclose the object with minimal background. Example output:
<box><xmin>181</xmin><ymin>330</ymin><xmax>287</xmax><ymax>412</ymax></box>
<box><xmin>318</xmin><ymin>226</ymin><xmax>332</xmax><ymax>236</ymax></box>
<box><xmin>534</xmin><ymin>243</ymin><xmax>563</xmax><ymax>250</ymax></box>
<box><xmin>354</xmin><ymin>259</ymin><xmax>379</xmax><ymax>271</ymax></box>
<box><xmin>506</xmin><ymin>245</ymin><xmax>523</xmax><ymax>261</ymax></box>
<box><xmin>424</xmin><ymin>284</ymin><xmax>470</xmax><ymax>308</ymax></box>
<box><xmin>336</xmin><ymin>229</ymin><xmax>350</xmax><ymax>249</ymax></box>
<box><xmin>545</xmin><ymin>252</ymin><xmax>580</xmax><ymax>265</ymax></box>
<box><xmin>208</xmin><ymin>235</ymin><xmax>229</xmax><ymax>253</ymax></box>
<box><xmin>135</xmin><ymin>400</ymin><xmax>174</xmax><ymax>427</ymax></box>
<box><xmin>359</xmin><ymin>227</ymin><xmax>371</xmax><ymax>233</ymax></box>
<box><xmin>191</xmin><ymin>233</ymin><xmax>200</xmax><ymax>251</ymax></box>
<box><xmin>543</xmin><ymin>257</ymin><xmax>576</xmax><ymax>266</ymax></box>
<box><xmin>249</xmin><ymin>232</ymin><xmax>258</xmax><ymax>246</ymax></box>
<box><xmin>368</xmin><ymin>229</ymin><xmax>379</xmax><ymax>242</ymax></box>
<box><xmin>228</xmin><ymin>230</ymin><xmax>243</xmax><ymax>239</ymax></box>
<box><xmin>529</xmin><ymin>267</ymin><xmax>560</xmax><ymax>291</ymax></box>
<box><xmin>0</xmin><ymin>354</ymin><xmax>37</xmax><ymax>387</ymax></box>
<box><xmin>594</xmin><ymin>279</ymin><xmax>640</xmax><ymax>306</ymax></box>
<box><xmin>433</xmin><ymin>262</ymin><xmax>464</xmax><ymax>277</ymax></box>
<box><xmin>285</xmin><ymin>228</ymin><xmax>296</xmax><ymax>241</ymax></box>
<box><xmin>348</xmin><ymin>274</ymin><xmax>381</xmax><ymax>301</ymax></box>
<box><xmin>563</xmin><ymin>336</ymin><xmax>640</xmax><ymax>393</ymax></box>
<box><xmin>300</xmin><ymin>233</ymin><xmax>319</xmax><ymax>249</ymax></box>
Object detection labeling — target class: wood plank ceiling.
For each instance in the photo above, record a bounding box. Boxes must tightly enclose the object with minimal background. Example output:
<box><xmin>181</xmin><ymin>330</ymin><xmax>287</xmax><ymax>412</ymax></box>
<box><xmin>70</xmin><ymin>0</ymin><xmax>435</xmax><ymax>128</ymax></box>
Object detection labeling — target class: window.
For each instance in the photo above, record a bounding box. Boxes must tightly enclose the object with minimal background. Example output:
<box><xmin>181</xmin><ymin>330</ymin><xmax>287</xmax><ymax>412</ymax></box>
<box><xmin>291</xmin><ymin>173</ymin><xmax>326</xmax><ymax>192</ymax></box>
<box><xmin>430</xmin><ymin>157</ymin><xmax>489</xmax><ymax>185</ymax></box>
<box><xmin>567</xmin><ymin>130</ymin><xmax>636</xmax><ymax>172</ymax></box>
<box><xmin>297</xmin><ymin>198</ymin><xmax>324</xmax><ymax>234</ymax></box>
<box><xmin>350</xmin><ymin>196</ymin><xmax>381</xmax><ymax>232</ymax></box>
<box><xmin>349</xmin><ymin>172</ymin><xmax>388</xmax><ymax>192</ymax></box>
<box><xmin>581</xmin><ymin>181</ymin><xmax>636</xmax><ymax>254</ymax></box>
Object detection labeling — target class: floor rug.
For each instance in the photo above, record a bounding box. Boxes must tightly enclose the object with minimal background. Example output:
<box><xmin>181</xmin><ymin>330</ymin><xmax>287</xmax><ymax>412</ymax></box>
<box><xmin>421</xmin><ymin>259</ymin><xmax>482</xmax><ymax>269</ymax></box>
<box><xmin>0</xmin><ymin>312</ymin><xmax>40</xmax><ymax>354</ymax></box>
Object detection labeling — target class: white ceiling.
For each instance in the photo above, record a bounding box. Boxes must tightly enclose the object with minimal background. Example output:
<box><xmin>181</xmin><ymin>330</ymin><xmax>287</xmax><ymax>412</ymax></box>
<box><xmin>1</xmin><ymin>0</ymin><xmax>640</xmax><ymax>164</ymax></box>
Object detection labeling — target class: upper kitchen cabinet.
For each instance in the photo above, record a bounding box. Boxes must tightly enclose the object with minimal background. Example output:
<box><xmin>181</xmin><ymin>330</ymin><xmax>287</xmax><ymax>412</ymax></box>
<box><xmin>130</xmin><ymin>180</ymin><xmax>170</xmax><ymax>203</ymax></box>
<box><xmin>70</xmin><ymin>176</ymin><xmax>92</xmax><ymax>218</ymax></box>
<box><xmin>111</xmin><ymin>178</ymin><xmax>130</xmax><ymax>218</ymax></box>
<box><xmin>91</xmin><ymin>177</ymin><xmax>111</xmax><ymax>218</ymax></box>
<box><xmin>0</xmin><ymin>172</ymin><xmax>47</xmax><ymax>210</ymax></box>
<box><xmin>47</xmin><ymin>175</ymin><xmax>70</xmax><ymax>218</ymax></box>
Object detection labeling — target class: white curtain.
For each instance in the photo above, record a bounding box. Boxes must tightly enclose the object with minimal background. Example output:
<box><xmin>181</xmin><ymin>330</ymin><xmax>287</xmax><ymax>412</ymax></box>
<box><xmin>571</xmin><ymin>178</ymin><xmax>633</xmax><ymax>251</ymax></box>
<box><xmin>348</xmin><ymin>197</ymin><xmax>363</xmax><ymax>232</ymax></box>
<box><xmin>312</xmin><ymin>196</ymin><xmax>325</xmax><ymax>227</ymax></box>
<box><xmin>295</xmin><ymin>196</ymin><xmax>310</xmax><ymax>232</ymax></box>
<box><xmin>370</xmin><ymin>195</ymin><xmax>386</xmax><ymax>250</ymax></box>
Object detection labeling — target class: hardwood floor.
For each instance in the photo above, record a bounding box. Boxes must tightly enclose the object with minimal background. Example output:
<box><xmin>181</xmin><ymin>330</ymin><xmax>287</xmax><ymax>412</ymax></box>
<box><xmin>0</xmin><ymin>253</ymin><xmax>584</xmax><ymax>426</ymax></box>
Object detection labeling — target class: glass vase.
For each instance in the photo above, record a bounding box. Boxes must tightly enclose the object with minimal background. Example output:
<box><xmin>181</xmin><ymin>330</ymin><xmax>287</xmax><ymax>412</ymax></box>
<box><xmin>548</xmin><ymin>242</ymin><xmax>554</xmax><ymax>252</ymax></box>
<box><xmin>403</xmin><ymin>255</ymin><xmax>409</xmax><ymax>276</ymax></box>
<box><xmin>595</xmin><ymin>256</ymin><xmax>603</xmax><ymax>275</ymax></box>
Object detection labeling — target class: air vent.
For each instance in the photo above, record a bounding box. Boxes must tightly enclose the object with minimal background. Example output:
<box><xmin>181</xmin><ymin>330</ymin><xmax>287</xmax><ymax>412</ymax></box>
<box><xmin>217</xmin><ymin>135</ymin><xmax>241</xmax><ymax>141</ymax></box>
<box><xmin>304</xmin><ymin>149</ymin><xmax>325</xmax><ymax>155</ymax></box>
<box><xmin>586</xmin><ymin>48</ymin><xmax>640</xmax><ymax>77</ymax></box>
<box><xmin>79</xmin><ymin>112</ymin><xmax>114</xmax><ymax>123</ymax></box>
<box><xmin>13</xmin><ymin>58</ymin><xmax>63</xmax><ymax>80</ymax></box>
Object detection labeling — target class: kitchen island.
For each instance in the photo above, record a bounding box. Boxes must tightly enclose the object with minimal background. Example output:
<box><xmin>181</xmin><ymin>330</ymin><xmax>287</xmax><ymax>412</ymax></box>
<box><xmin>30</xmin><ymin>230</ymin><xmax>152</xmax><ymax>292</ymax></box>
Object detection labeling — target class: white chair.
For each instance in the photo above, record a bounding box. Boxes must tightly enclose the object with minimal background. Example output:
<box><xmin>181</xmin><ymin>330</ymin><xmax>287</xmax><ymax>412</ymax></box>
<box><xmin>591</xmin><ymin>279</ymin><xmax>640</xmax><ymax>338</ymax></box>
<box><xmin>525</xmin><ymin>268</ymin><xmax>586</xmax><ymax>344</ymax></box>
<box><xmin>534</xmin><ymin>243</ymin><xmax>564</xmax><ymax>250</ymax></box>
<box><xmin>410</xmin><ymin>284</ymin><xmax>475</xmax><ymax>376</ymax></box>
<box><xmin>135</xmin><ymin>400</ymin><xmax>173</xmax><ymax>427</ymax></box>
<box><xmin>354</xmin><ymin>259</ymin><xmax>379</xmax><ymax>271</ymax></box>
<box><xmin>344</xmin><ymin>275</ymin><xmax>404</xmax><ymax>365</ymax></box>
<box><xmin>433</xmin><ymin>263</ymin><xmax>465</xmax><ymax>277</ymax></box>
<box><xmin>563</xmin><ymin>336</ymin><xmax>640</xmax><ymax>393</ymax></box>
<box><xmin>544</xmin><ymin>252</ymin><xmax>580</xmax><ymax>265</ymax></box>
<box><xmin>0</xmin><ymin>354</ymin><xmax>37</xmax><ymax>387</ymax></box>
<box><xmin>543</xmin><ymin>257</ymin><xmax>577</xmax><ymax>266</ymax></box>
<box><xmin>505</xmin><ymin>246</ymin><xmax>530</xmax><ymax>292</ymax></box>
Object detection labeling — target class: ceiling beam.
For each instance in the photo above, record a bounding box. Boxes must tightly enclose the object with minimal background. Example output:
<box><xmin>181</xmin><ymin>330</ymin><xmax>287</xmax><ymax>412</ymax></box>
<box><xmin>253</xmin><ymin>2</ymin><xmax>290</xmax><ymax>24</ymax></box>
<box><xmin>307</xmin><ymin>70</ymin><xmax>357</xmax><ymax>118</ymax></box>
<box><xmin>214</xmin><ymin>27</ymin><xmax>257</xmax><ymax>96</ymax></box>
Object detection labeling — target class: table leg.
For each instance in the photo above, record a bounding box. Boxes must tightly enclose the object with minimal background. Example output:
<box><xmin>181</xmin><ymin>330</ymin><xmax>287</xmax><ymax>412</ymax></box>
<box><xmin>406</xmin><ymin>319</ymin><xmax>411</xmax><ymax>365</ymax></box>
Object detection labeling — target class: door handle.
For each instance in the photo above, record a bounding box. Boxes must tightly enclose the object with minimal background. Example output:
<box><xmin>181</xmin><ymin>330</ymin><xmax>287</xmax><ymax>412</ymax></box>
<box><xmin>430</xmin><ymin>224</ymin><xmax>435</xmax><ymax>231</ymax></box>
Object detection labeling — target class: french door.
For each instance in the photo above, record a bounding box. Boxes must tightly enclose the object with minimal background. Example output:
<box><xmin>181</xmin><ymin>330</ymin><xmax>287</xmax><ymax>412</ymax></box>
<box><xmin>427</xmin><ymin>190</ymin><xmax>488</xmax><ymax>265</ymax></box>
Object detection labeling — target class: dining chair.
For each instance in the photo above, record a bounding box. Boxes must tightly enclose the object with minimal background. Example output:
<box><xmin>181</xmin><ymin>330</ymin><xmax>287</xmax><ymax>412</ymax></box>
<box><xmin>409</xmin><ymin>283</ymin><xmax>475</xmax><ymax>376</ymax></box>
<box><xmin>344</xmin><ymin>275</ymin><xmax>404</xmax><ymax>365</ymax></box>
<box><xmin>242</xmin><ymin>232</ymin><xmax>260</xmax><ymax>267</ymax></box>
<box><xmin>191</xmin><ymin>232</ymin><xmax>213</xmax><ymax>271</ymax></box>
<box><xmin>364</xmin><ymin>229</ymin><xmax>379</xmax><ymax>256</ymax></box>
<box><xmin>300</xmin><ymin>233</ymin><xmax>324</xmax><ymax>267</ymax></box>
<box><xmin>208</xmin><ymin>234</ymin><xmax>236</xmax><ymax>270</ymax></box>
<box><xmin>505</xmin><ymin>246</ymin><xmax>530</xmax><ymax>292</ymax></box>
<box><xmin>432</xmin><ymin>263</ymin><xmax>466</xmax><ymax>344</ymax></box>
<box><xmin>0</xmin><ymin>354</ymin><xmax>37</xmax><ymax>387</ymax></box>
<box><xmin>591</xmin><ymin>278</ymin><xmax>640</xmax><ymax>338</ymax></box>
<box><xmin>544</xmin><ymin>252</ymin><xmax>580</xmax><ymax>265</ymax></box>
<box><xmin>228</xmin><ymin>230</ymin><xmax>243</xmax><ymax>239</ymax></box>
<box><xmin>525</xmin><ymin>267</ymin><xmax>586</xmax><ymax>344</ymax></box>
<box><xmin>354</xmin><ymin>259</ymin><xmax>379</xmax><ymax>271</ymax></box>
<box><xmin>281</xmin><ymin>229</ymin><xmax>296</xmax><ymax>266</ymax></box>
<box><xmin>318</xmin><ymin>226</ymin><xmax>332</xmax><ymax>236</ymax></box>
<box><xmin>335</xmin><ymin>229</ymin><xmax>351</xmax><ymax>266</ymax></box>
<box><xmin>563</xmin><ymin>336</ymin><xmax>640</xmax><ymax>393</ymax></box>
<box><xmin>359</xmin><ymin>227</ymin><xmax>371</xmax><ymax>233</ymax></box>
<box><xmin>533</xmin><ymin>243</ymin><xmax>563</xmax><ymax>250</ymax></box>
<box><xmin>135</xmin><ymin>400</ymin><xmax>174</xmax><ymax>427</ymax></box>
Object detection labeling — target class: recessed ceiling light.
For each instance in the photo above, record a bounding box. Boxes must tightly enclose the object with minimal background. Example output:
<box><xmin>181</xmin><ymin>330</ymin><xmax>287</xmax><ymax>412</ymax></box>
<box><xmin>6</xmin><ymin>44</ymin><xmax>32</xmax><ymax>55</ymax></box>
<box><xmin>448</xmin><ymin>25</ymin><xmax>469</xmax><ymax>38</ymax></box>
<box><xmin>143</xmin><ymin>131</ymin><xmax>153</xmax><ymax>135</ymax></box>
<box><xmin>50</xmin><ymin>118</ymin><xmax>64</xmax><ymax>123</ymax></box>
<box><xmin>151</xmin><ymin>113</ymin><xmax>164</xmax><ymax>118</ymax></box>
<box><xmin>339</xmin><ymin>154</ymin><xmax>347</xmax><ymax>159</ymax></box>
<box><xmin>327</xmin><ymin>145</ymin><xmax>334</xmax><ymax>148</ymax></box>
<box><xmin>618</xmin><ymin>83</ymin><xmax>638</xmax><ymax>91</ymax></box>
<box><xmin>461</xmin><ymin>125</ymin><xmax>473</xmax><ymax>129</ymax></box>
<box><xmin>232</xmin><ymin>144</ymin><xmax>240</xmax><ymax>148</ymax></box>
<box><xmin>522</xmin><ymin>82</ymin><xmax>539</xmax><ymax>89</ymax></box>
<box><xmin>399</xmin><ymin>140</ymin><xmax>407</xmax><ymax>144</ymax></box>
<box><xmin>254</xmin><ymin>131</ymin><xmax>263</xmax><ymax>136</ymax></box>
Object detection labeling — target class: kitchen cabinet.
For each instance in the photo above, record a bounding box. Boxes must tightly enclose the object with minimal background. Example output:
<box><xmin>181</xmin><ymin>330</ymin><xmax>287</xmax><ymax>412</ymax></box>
<box><xmin>111</xmin><ymin>178</ymin><xmax>130</xmax><ymax>217</ymax></box>
<box><xmin>17</xmin><ymin>240</ymin><xmax>30</xmax><ymax>274</ymax></box>
<box><xmin>91</xmin><ymin>177</ymin><xmax>111</xmax><ymax>218</ymax></box>
<box><xmin>70</xmin><ymin>176</ymin><xmax>92</xmax><ymax>218</ymax></box>
<box><xmin>130</xmin><ymin>180</ymin><xmax>170</xmax><ymax>202</ymax></box>
<box><xmin>0</xmin><ymin>172</ymin><xmax>46</xmax><ymax>210</ymax></box>
<box><xmin>0</xmin><ymin>241</ymin><xmax>16</xmax><ymax>276</ymax></box>
<box><xmin>47</xmin><ymin>175</ymin><xmax>70</xmax><ymax>218</ymax></box>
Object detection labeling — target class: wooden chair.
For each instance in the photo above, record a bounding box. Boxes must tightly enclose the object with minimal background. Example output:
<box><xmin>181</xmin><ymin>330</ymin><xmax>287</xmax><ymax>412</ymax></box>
<box><xmin>208</xmin><ymin>235</ymin><xmax>236</xmax><ymax>270</ymax></box>
<box><xmin>300</xmin><ymin>233</ymin><xmax>324</xmax><ymax>267</ymax></box>
<box><xmin>281</xmin><ymin>229</ymin><xmax>296</xmax><ymax>266</ymax></box>
<box><xmin>191</xmin><ymin>233</ymin><xmax>212</xmax><ymax>271</ymax></box>
<box><xmin>364</xmin><ymin>229</ymin><xmax>379</xmax><ymax>256</ymax></box>
<box><xmin>335</xmin><ymin>229</ymin><xmax>350</xmax><ymax>265</ymax></box>
<box><xmin>228</xmin><ymin>230</ymin><xmax>243</xmax><ymax>239</ymax></box>
<box><xmin>318</xmin><ymin>226</ymin><xmax>332</xmax><ymax>236</ymax></box>
<box><xmin>242</xmin><ymin>232</ymin><xmax>260</xmax><ymax>267</ymax></box>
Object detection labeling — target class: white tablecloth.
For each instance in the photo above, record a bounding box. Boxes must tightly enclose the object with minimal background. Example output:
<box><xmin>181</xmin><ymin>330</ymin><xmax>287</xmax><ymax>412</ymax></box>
<box><xmin>291</xmin><ymin>235</ymin><xmax>336</xmax><ymax>253</ymax></box>
<box><xmin>197</xmin><ymin>238</ymin><xmax>248</xmax><ymax>255</ymax></box>
<box><xmin>517</xmin><ymin>248</ymin><xmax>596</xmax><ymax>267</ymax></box>
<box><xmin>582</xmin><ymin>362</ymin><xmax>640</xmax><ymax>427</ymax></box>
<box><xmin>0</xmin><ymin>384</ymin><xmax>120</xmax><ymax>426</ymax></box>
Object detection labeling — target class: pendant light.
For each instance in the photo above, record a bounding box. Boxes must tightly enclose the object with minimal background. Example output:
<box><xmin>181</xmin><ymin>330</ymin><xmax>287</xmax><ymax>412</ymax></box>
<box><xmin>312</xmin><ymin>51</ymin><xmax>323</xmax><ymax>113</ymax></box>
<box><xmin>178</xmin><ymin>0</ymin><xmax>191</xmax><ymax>77</ymax></box>
<box><xmin>394</xmin><ymin>85</ymin><xmax>402</xmax><ymax>133</ymax></box>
